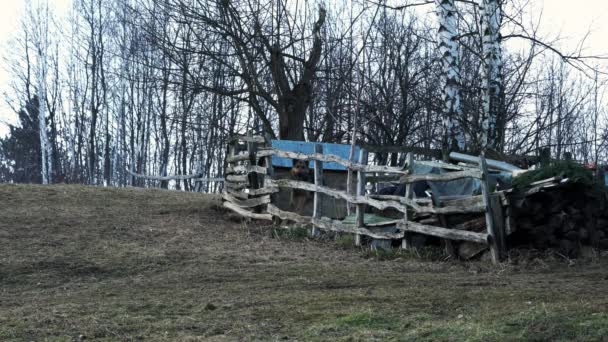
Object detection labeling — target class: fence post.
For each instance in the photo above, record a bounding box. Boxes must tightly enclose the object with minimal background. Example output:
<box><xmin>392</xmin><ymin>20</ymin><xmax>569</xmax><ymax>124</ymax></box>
<box><xmin>247</xmin><ymin>137</ymin><xmax>261</xmax><ymax>216</ymax></box>
<box><xmin>402</xmin><ymin>153</ymin><xmax>414</xmax><ymax>249</ymax></box>
<box><xmin>227</xmin><ymin>143</ymin><xmax>236</xmax><ymax>164</ymax></box>
<box><xmin>224</xmin><ymin>141</ymin><xmax>237</xmax><ymax>190</ymax></box>
<box><xmin>312</xmin><ymin>144</ymin><xmax>324</xmax><ymax>236</ymax></box>
<box><xmin>355</xmin><ymin>148</ymin><xmax>368</xmax><ymax>246</ymax></box>
<box><xmin>262</xmin><ymin>134</ymin><xmax>275</xmax><ymax>218</ymax></box>
<box><xmin>247</xmin><ymin>138</ymin><xmax>259</xmax><ymax>190</ymax></box>
<box><xmin>263</xmin><ymin>133</ymin><xmax>274</xmax><ymax>182</ymax></box>
<box><xmin>480</xmin><ymin>154</ymin><xmax>501</xmax><ymax>264</ymax></box>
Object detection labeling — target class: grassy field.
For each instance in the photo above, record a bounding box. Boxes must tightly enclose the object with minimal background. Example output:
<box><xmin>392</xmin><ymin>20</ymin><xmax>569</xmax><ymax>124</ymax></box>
<box><xmin>1</xmin><ymin>184</ymin><xmax>608</xmax><ymax>341</ymax></box>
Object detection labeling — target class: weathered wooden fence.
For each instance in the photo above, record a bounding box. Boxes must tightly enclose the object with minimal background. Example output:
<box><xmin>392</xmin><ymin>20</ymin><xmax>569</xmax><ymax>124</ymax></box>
<box><xmin>223</xmin><ymin>135</ymin><xmax>507</xmax><ymax>264</ymax></box>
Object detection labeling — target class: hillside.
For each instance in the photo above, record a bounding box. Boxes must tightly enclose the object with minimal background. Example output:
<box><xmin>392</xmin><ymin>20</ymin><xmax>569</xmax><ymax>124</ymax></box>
<box><xmin>1</xmin><ymin>184</ymin><xmax>608</xmax><ymax>341</ymax></box>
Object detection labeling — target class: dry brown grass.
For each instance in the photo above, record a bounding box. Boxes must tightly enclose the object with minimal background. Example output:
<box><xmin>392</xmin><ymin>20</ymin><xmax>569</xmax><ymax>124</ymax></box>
<box><xmin>1</xmin><ymin>184</ymin><xmax>608</xmax><ymax>341</ymax></box>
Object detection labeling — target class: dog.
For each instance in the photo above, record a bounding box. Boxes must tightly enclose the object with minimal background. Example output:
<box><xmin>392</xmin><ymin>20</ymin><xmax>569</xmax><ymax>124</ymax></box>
<box><xmin>289</xmin><ymin>159</ymin><xmax>313</xmax><ymax>215</ymax></box>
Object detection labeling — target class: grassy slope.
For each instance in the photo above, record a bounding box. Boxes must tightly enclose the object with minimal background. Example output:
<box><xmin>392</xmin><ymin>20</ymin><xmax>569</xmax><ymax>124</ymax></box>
<box><xmin>1</xmin><ymin>184</ymin><xmax>607</xmax><ymax>341</ymax></box>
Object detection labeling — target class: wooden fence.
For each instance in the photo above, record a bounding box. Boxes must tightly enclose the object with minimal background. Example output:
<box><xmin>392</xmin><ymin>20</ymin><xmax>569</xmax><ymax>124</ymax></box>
<box><xmin>223</xmin><ymin>135</ymin><xmax>507</xmax><ymax>264</ymax></box>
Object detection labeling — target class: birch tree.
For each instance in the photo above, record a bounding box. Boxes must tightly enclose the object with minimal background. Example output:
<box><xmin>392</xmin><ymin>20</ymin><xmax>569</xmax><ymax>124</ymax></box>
<box><xmin>436</xmin><ymin>0</ymin><xmax>465</xmax><ymax>156</ymax></box>
<box><xmin>30</xmin><ymin>0</ymin><xmax>53</xmax><ymax>184</ymax></box>
<box><xmin>479</xmin><ymin>0</ymin><xmax>503</xmax><ymax>151</ymax></box>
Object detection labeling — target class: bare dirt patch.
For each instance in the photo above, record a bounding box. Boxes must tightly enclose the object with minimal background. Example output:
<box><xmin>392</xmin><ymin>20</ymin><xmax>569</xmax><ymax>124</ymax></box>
<box><xmin>1</xmin><ymin>184</ymin><xmax>607</xmax><ymax>341</ymax></box>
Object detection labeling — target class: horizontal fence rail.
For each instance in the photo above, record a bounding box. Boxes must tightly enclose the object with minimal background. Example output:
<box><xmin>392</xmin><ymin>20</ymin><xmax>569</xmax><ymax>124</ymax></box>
<box><xmin>398</xmin><ymin>221</ymin><xmax>489</xmax><ymax>244</ymax></box>
<box><xmin>227</xmin><ymin>148</ymin><xmax>409</xmax><ymax>174</ymax></box>
<box><xmin>399</xmin><ymin>170</ymin><xmax>482</xmax><ymax>183</ymax></box>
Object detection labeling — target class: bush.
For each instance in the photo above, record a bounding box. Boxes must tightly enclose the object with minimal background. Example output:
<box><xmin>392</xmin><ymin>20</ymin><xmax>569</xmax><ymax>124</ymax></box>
<box><xmin>513</xmin><ymin>161</ymin><xmax>601</xmax><ymax>188</ymax></box>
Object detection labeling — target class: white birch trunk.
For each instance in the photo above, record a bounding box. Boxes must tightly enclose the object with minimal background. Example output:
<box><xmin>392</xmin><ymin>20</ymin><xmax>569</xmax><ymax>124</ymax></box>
<box><xmin>35</xmin><ymin>0</ymin><xmax>52</xmax><ymax>184</ymax></box>
<box><xmin>479</xmin><ymin>0</ymin><xmax>503</xmax><ymax>150</ymax></box>
<box><xmin>436</xmin><ymin>0</ymin><xmax>465</xmax><ymax>153</ymax></box>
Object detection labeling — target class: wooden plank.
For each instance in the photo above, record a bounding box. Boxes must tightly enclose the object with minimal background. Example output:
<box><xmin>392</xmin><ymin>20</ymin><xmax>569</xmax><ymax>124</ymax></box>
<box><xmin>359</xmin><ymin>143</ymin><xmax>443</xmax><ymax>159</ymax></box>
<box><xmin>440</xmin><ymin>195</ymin><xmax>483</xmax><ymax>207</ymax></box>
<box><xmin>370</xmin><ymin>195</ymin><xmax>432</xmax><ymax>205</ymax></box>
<box><xmin>247</xmin><ymin>138</ymin><xmax>260</xmax><ymax>190</ymax></box>
<box><xmin>398</xmin><ymin>221</ymin><xmax>489</xmax><ymax>244</ymax></box>
<box><xmin>228</xmin><ymin>134</ymin><xmax>266</xmax><ymax>144</ymax></box>
<box><xmin>248</xmin><ymin>187</ymin><xmax>279</xmax><ymax>196</ymax></box>
<box><xmin>415</xmin><ymin>198</ymin><xmax>433</xmax><ymax>205</ymax></box>
<box><xmin>523</xmin><ymin>182</ymin><xmax>564</xmax><ymax>196</ymax></box>
<box><xmin>222</xmin><ymin>193</ymin><xmax>270</xmax><ymax>208</ymax></box>
<box><xmin>415</xmin><ymin>203</ymin><xmax>486</xmax><ymax>215</ymax></box>
<box><xmin>312</xmin><ymin>144</ymin><xmax>324</xmax><ymax>236</ymax></box>
<box><xmin>225</xmin><ymin>181</ymin><xmax>247</xmax><ymax>190</ymax></box>
<box><xmin>313</xmin><ymin>217</ymin><xmax>404</xmax><ymax>240</ymax></box>
<box><xmin>366</xmin><ymin>175</ymin><xmax>401</xmax><ymax>183</ymax></box>
<box><xmin>480</xmin><ymin>154</ymin><xmax>501</xmax><ymax>264</ymax></box>
<box><xmin>400</xmin><ymin>169</ymin><xmax>482</xmax><ymax>183</ymax></box>
<box><xmin>366</xmin><ymin>219</ymin><xmax>402</xmax><ymax>227</ymax></box>
<box><xmin>415</xmin><ymin>160</ymin><xmax>472</xmax><ymax>171</ymax></box>
<box><xmin>529</xmin><ymin>176</ymin><xmax>562</xmax><ymax>187</ymax></box>
<box><xmin>226</xmin><ymin>165</ymin><xmax>267</xmax><ymax>175</ymax></box>
<box><xmin>357</xmin><ymin>164</ymin><xmax>406</xmax><ymax>175</ymax></box>
<box><xmin>369</xmin><ymin>194</ymin><xmax>407</xmax><ymax>201</ymax></box>
<box><xmin>504</xmin><ymin>205</ymin><xmax>515</xmax><ymax>235</ymax></box>
<box><xmin>355</xmin><ymin>149</ymin><xmax>368</xmax><ymax>246</ymax></box>
<box><xmin>452</xmin><ymin>217</ymin><xmax>487</xmax><ymax>232</ymax></box>
<box><xmin>226</xmin><ymin>189</ymin><xmax>249</xmax><ymax>200</ymax></box>
<box><xmin>267</xmin><ymin>204</ymin><xmax>311</xmax><ymax>224</ymax></box>
<box><xmin>223</xmin><ymin>201</ymin><xmax>273</xmax><ymax>221</ymax></box>
<box><xmin>226</xmin><ymin>174</ymin><xmax>249</xmax><ymax>183</ymax></box>
<box><xmin>490</xmin><ymin>194</ymin><xmax>507</xmax><ymax>256</ymax></box>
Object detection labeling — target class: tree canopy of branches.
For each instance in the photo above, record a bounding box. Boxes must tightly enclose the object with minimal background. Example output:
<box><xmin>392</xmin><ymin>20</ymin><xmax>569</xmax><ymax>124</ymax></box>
<box><xmin>1</xmin><ymin>0</ymin><xmax>607</xmax><ymax>189</ymax></box>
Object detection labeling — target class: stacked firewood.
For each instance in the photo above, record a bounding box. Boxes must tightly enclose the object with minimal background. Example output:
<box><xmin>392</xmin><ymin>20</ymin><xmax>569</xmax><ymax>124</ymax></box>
<box><xmin>509</xmin><ymin>179</ymin><xmax>608</xmax><ymax>257</ymax></box>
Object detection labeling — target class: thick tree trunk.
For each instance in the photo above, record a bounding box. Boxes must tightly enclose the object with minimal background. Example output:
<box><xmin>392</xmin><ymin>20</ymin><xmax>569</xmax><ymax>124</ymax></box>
<box><xmin>436</xmin><ymin>0</ymin><xmax>465</xmax><ymax>156</ymax></box>
<box><xmin>480</xmin><ymin>0</ymin><xmax>504</xmax><ymax>151</ymax></box>
<box><xmin>271</xmin><ymin>8</ymin><xmax>326</xmax><ymax>141</ymax></box>
<box><xmin>277</xmin><ymin>87</ymin><xmax>310</xmax><ymax>140</ymax></box>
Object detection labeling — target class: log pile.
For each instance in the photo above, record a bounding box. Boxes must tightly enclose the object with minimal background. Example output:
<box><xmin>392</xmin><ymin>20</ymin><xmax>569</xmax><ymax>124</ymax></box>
<box><xmin>509</xmin><ymin>178</ymin><xmax>608</xmax><ymax>257</ymax></box>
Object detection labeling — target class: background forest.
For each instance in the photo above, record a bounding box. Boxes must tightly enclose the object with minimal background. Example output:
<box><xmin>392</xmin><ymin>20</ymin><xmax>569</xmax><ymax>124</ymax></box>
<box><xmin>1</xmin><ymin>0</ymin><xmax>606</xmax><ymax>191</ymax></box>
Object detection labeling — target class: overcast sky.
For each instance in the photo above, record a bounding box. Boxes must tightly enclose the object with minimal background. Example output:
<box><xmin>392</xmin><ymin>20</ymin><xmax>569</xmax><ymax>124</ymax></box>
<box><xmin>1</xmin><ymin>0</ymin><xmax>607</xmax><ymax>136</ymax></box>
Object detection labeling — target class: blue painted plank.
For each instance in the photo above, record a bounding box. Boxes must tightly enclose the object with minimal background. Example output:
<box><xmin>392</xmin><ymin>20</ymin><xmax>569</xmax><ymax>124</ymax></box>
<box><xmin>271</xmin><ymin>140</ymin><xmax>360</xmax><ymax>171</ymax></box>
